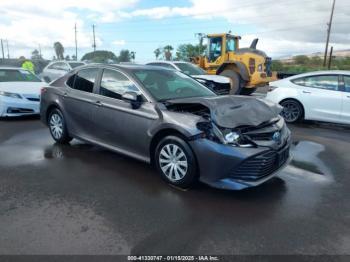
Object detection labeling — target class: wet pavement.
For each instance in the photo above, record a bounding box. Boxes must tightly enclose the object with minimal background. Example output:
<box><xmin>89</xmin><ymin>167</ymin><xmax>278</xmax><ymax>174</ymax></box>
<box><xmin>0</xmin><ymin>117</ymin><xmax>350</xmax><ymax>255</ymax></box>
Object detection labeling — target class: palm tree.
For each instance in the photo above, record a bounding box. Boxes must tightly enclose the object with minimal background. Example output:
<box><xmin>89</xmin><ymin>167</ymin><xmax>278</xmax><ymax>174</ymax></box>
<box><xmin>163</xmin><ymin>45</ymin><xmax>173</xmax><ymax>61</ymax></box>
<box><xmin>53</xmin><ymin>42</ymin><xmax>64</xmax><ymax>60</ymax></box>
<box><xmin>154</xmin><ymin>48</ymin><xmax>161</xmax><ymax>60</ymax></box>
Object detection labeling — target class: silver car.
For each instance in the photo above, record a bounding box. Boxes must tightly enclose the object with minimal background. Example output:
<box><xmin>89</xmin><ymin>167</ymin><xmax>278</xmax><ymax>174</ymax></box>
<box><xmin>41</xmin><ymin>61</ymin><xmax>86</xmax><ymax>83</ymax></box>
<box><xmin>40</xmin><ymin>64</ymin><xmax>291</xmax><ymax>190</ymax></box>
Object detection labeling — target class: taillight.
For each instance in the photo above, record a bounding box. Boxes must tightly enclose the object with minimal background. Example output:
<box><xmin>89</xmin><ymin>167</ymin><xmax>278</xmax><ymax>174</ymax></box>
<box><xmin>249</xmin><ymin>58</ymin><xmax>255</xmax><ymax>74</ymax></box>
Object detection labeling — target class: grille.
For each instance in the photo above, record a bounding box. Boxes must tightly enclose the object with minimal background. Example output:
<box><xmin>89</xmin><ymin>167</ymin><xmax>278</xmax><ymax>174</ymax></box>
<box><xmin>231</xmin><ymin>146</ymin><xmax>289</xmax><ymax>181</ymax></box>
<box><xmin>7</xmin><ymin>107</ymin><xmax>34</xmax><ymax>113</ymax></box>
<box><xmin>247</xmin><ymin>132</ymin><xmax>275</xmax><ymax>141</ymax></box>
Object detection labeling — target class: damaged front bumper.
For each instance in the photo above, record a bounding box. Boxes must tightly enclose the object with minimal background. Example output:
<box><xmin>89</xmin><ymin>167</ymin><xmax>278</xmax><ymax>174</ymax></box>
<box><xmin>189</xmin><ymin>135</ymin><xmax>291</xmax><ymax>190</ymax></box>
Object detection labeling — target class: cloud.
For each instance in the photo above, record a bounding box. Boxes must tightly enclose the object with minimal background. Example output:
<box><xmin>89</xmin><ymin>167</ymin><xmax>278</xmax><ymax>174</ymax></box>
<box><xmin>0</xmin><ymin>0</ymin><xmax>138</xmax><ymax>58</ymax></box>
<box><xmin>122</xmin><ymin>0</ymin><xmax>350</xmax><ymax>57</ymax></box>
<box><xmin>113</xmin><ymin>40</ymin><xmax>126</xmax><ymax>46</ymax></box>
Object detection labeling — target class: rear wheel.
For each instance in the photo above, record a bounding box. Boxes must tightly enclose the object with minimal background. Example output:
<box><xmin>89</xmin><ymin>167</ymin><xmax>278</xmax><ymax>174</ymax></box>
<box><xmin>219</xmin><ymin>70</ymin><xmax>243</xmax><ymax>95</ymax></box>
<box><xmin>280</xmin><ymin>99</ymin><xmax>304</xmax><ymax>123</ymax></box>
<box><xmin>48</xmin><ymin>108</ymin><xmax>72</xmax><ymax>144</ymax></box>
<box><xmin>154</xmin><ymin>136</ymin><xmax>198</xmax><ymax>189</ymax></box>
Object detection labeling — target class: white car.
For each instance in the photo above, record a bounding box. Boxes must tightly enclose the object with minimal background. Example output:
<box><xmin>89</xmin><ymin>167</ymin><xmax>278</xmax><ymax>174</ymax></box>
<box><xmin>266</xmin><ymin>70</ymin><xmax>350</xmax><ymax>125</ymax></box>
<box><xmin>41</xmin><ymin>61</ymin><xmax>86</xmax><ymax>83</ymax></box>
<box><xmin>146</xmin><ymin>61</ymin><xmax>231</xmax><ymax>94</ymax></box>
<box><xmin>0</xmin><ymin>67</ymin><xmax>45</xmax><ymax>117</ymax></box>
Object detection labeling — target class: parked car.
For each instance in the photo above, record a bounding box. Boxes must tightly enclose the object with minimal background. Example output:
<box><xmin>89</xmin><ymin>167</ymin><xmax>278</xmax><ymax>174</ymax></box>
<box><xmin>146</xmin><ymin>61</ymin><xmax>231</xmax><ymax>95</ymax></box>
<box><xmin>40</xmin><ymin>64</ymin><xmax>291</xmax><ymax>190</ymax></box>
<box><xmin>266</xmin><ymin>70</ymin><xmax>350</xmax><ymax>125</ymax></box>
<box><xmin>0</xmin><ymin>66</ymin><xmax>45</xmax><ymax>117</ymax></box>
<box><xmin>41</xmin><ymin>61</ymin><xmax>86</xmax><ymax>83</ymax></box>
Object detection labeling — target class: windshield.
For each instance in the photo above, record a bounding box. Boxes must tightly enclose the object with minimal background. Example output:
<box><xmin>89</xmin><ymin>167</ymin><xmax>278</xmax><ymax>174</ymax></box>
<box><xmin>174</xmin><ymin>62</ymin><xmax>206</xmax><ymax>75</ymax></box>
<box><xmin>69</xmin><ymin>62</ymin><xmax>85</xmax><ymax>69</ymax></box>
<box><xmin>0</xmin><ymin>69</ymin><xmax>41</xmax><ymax>82</ymax></box>
<box><xmin>132</xmin><ymin>69</ymin><xmax>215</xmax><ymax>101</ymax></box>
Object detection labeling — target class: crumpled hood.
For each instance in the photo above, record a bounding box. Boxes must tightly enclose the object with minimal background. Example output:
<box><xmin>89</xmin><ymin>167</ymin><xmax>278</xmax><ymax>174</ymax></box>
<box><xmin>167</xmin><ymin>95</ymin><xmax>282</xmax><ymax>129</ymax></box>
<box><xmin>192</xmin><ymin>74</ymin><xmax>230</xmax><ymax>84</ymax></box>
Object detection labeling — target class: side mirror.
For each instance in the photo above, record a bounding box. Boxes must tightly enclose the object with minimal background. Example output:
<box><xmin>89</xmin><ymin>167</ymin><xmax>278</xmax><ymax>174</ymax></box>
<box><xmin>122</xmin><ymin>91</ymin><xmax>143</xmax><ymax>109</ymax></box>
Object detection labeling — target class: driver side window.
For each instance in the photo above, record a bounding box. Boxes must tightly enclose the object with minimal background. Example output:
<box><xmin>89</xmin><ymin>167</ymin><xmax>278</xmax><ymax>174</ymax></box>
<box><xmin>208</xmin><ymin>37</ymin><xmax>222</xmax><ymax>62</ymax></box>
<box><xmin>100</xmin><ymin>69</ymin><xmax>141</xmax><ymax>100</ymax></box>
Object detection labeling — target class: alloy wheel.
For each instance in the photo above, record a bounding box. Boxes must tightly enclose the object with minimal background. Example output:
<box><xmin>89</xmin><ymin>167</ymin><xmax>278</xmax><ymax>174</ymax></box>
<box><xmin>49</xmin><ymin>113</ymin><xmax>63</xmax><ymax>139</ymax></box>
<box><xmin>159</xmin><ymin>144</ymin><xmax>188</xmax><ymax>182</ymax></box>
<box><xmin>281</xmin><ymin>101</ymin><xmax>301</xmax><ymax>122</ymax></box>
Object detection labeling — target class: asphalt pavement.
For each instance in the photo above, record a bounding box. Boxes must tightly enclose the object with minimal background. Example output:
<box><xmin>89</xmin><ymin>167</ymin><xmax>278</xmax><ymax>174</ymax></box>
<box><xmin>0</xmin><ymin>117</ymin><xmax>350</xmax><ymax>255</ymax></box>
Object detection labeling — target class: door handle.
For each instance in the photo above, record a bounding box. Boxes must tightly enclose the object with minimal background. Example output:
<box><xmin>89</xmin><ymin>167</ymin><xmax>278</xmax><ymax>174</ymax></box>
<box><xmin>302</xmin><ymin>90</ymin><xmax>311</xmax><ymax>94</ymax></box>
<box><xmin>63</xmin><ymin>92</ymin><xmax>68</xmax><ymax>98</ymax></box>
<box><xmin>95</xmin><ymin>101</ymin><xmax>102</xmax><ymax>107</ymax></box>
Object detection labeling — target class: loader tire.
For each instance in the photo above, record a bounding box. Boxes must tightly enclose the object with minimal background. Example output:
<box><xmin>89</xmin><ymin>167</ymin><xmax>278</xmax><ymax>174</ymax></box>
<box><xmin>219</xmin><ymin>70</ymin><xmax>243</xmax><ymax>95</ymax></box>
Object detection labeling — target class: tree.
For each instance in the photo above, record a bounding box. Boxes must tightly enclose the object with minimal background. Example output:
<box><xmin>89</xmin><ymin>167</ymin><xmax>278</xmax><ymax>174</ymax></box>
<box><xmin>65</xmin><ymin>55</ymin><xmax>71</xmax><ymax>61</ymax></box>
<box><xmin>294</xmin><ymin>55</ymin><xmax>309</xmax><ymax>65</ymax></box>
<box><xmin>118</xmin><ymin>50</ymin><xmax>131</xmax><ymax>62</ymax></box>
<box><xmin>176</xmin><ymin>44</ymin><xmax>207</xmax><ymax>61</ymax></box>
<box><xmin>81</xmin><ymin>50</ymin><xmax>118</xmax><ymax>63</ymax></box>
<box><xmin>53</xmin><ymin>42</ymin><xmax>64</xmax><ymax>60</ymax></box>
<box><xmin>71</xmin><ymin>55</ymin><xmax>77</xmax><ymax>61</ymax></box>
<box><xmin>163</xmin><ymin>45</ymin><xmax>173</xmax><ymax>61</ymax></box>
<box><xmin>154</xmin><ymin>48</ymin><xmax>161</xmax><ymax>60</ymax></box>
<box><xmin>271</xmin><ymin>60</ymin><xmax>284</xmax><ymax>71</ymax></box>
<box><xmin>31</xmin><ymin>49</ymin><xmax>41</xmax><ymax>60</ymax></box>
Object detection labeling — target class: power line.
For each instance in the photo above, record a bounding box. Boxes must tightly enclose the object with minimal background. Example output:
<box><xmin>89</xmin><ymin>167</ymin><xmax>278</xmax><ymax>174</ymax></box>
<box><xmin>323</xmin><ymin>0</ymin><xmax>336</xmax><ymax>67</ymax></box>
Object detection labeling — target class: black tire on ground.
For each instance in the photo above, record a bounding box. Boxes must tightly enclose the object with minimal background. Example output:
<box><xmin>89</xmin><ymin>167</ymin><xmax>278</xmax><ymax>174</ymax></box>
<box><xmin>280</xmin><ymin>99</ymin><xmax>304</xmax><ymax>123</ymax></box>
<box><xmin>219</xmin><ymin>70</ymin><xmax>243</xmax><ymax>95</ymax></box>
<box><xmin>154</xmin><ymin>135</ymin><xmax>198</xmax><ymax>189</ymax></box>
<box><xmin>240</xmin><ymin>87</ymin><xmax>257</xmax><ymax>95</ymax></box>
<box><xmin>48</xmin><ymin>108</ymin><xmax>72</xmax><ymax>144</ymax></box>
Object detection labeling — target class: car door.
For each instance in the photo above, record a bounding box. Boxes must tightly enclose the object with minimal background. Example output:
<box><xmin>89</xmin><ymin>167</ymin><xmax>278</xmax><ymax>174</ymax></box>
<box><xmin>92</xmin><ymin>68</ymin><xmax>158</xmax><ymax>161</ymax></box>
<box><xmin>292</xmin><ymin>74</ymin><xmax>342</xmax><ymax>123</ymax></box>
<box><xmin>63</xmin><ymin>67</ymin><xmax>100</xmax><ymax>140</ymax></box>
<box><xmin>340</xmin><ymin>75</ymin><xmax>350</xmax><ymax>124</ymax></box>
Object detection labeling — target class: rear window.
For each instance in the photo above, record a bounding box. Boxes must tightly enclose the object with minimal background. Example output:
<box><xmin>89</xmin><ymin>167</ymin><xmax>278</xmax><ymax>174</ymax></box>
<box><xmin>69</xmin><ymin>62</ymin><xmax>85</xmax><ymax>69</ymax></box>
<box><xmin>0</xmin><ymin>69</ymin><xmax>41</xmax><ymax>82</ymax></box>
<box><xmin>174</xmin><ymin>63</ymin><xmax>206</xmax><ymax>75</ymax></box>
<box><xmin>69</xmin><ymin>68</ymin><xmax>98</xmax><ymax>93</ymax></box>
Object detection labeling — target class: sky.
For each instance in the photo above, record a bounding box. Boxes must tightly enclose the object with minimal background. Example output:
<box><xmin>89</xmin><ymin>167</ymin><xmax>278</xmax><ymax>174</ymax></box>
<box><xmin>0</xmin><ymin>0</ymin><xmax>349</xmax><ymax>62</ymax></box>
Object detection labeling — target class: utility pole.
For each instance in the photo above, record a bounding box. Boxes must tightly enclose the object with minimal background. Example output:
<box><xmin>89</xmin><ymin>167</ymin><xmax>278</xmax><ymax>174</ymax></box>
<box><xmin>38</xmin><ymin>44</ymin><xmax>42</xmax><ymax>59</ymax></box>
<box><xmin>195</xmin><ymin>33</ymin><xmax>205</xmax><ymax>56</ymax></box>
<box><xmin>6</xmin><ymin>40</ymin><xmax>9</xmax><ymax>59</ymax></box>
<box><xmin>1</xmin><ymin>39</ymin><xmax>4</xmax><ymax>60</ymax></box>
<box><xmin>323</xmin><ymin>0</ymin><xmax>336</xmax><ymax>67</ymax></box>
<box><xmin>92</xmin><ymin>24</ymin><xmax>96</xmax><ymax>52</ymax></box>
<box><xmin>328</xmin><ymin>46</ymin><xmax>333</xmax><ymax>70</ymax></box>
<box><xmin>74</xmin><ymin>23</ymin><xmax>78</xmax><ymax>60</ymax></box>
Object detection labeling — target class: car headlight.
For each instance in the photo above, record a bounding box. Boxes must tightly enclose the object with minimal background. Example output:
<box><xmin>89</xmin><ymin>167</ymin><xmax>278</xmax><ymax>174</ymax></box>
<box><xmin>0</xmin><ymin>91</ymin><xmax>22</xmax><ymax>99</ymax></box>
<box><xmin>224</xmin><ymin>132</ymin><xmax>240</xmax><ymax>144</ymax></box>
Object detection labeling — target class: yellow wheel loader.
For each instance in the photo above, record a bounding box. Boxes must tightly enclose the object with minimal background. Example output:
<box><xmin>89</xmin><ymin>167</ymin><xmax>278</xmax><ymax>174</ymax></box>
<box><xmin>192</xmin><ymin>33</ymin><xmax>277</xmax><ymax>95</ymax></box>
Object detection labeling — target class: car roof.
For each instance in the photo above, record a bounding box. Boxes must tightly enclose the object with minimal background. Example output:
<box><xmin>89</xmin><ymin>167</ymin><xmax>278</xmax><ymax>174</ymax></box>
<box><xmin>72</xmin><ymin>63</ymin><xmax>173</xmax><ymax>72</ymax></box>
<box><xmin>288</xmin><ymin>70</ymin><xmax>350</xmax><ymax>79</ymax></box>
<box><xmin>0</xmin><ymin>66</ymin><xmax>24</xmax><ymax>70</ymax></box>
<box><xmin>146</xmin><ymin>61</ymin><xmax>191</xmax><ymax>65</ymax></box>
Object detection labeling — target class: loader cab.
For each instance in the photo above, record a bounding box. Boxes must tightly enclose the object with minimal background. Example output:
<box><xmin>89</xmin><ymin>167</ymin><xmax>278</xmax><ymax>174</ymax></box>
<box><xmin>206</xmin><ymin>34</ymin><xmax>240</xmax><ymax>63</ymax></box>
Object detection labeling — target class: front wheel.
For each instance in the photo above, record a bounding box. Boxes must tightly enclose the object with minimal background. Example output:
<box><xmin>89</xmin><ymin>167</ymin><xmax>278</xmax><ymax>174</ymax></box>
<box><xmin>48</xmin><ymin>108</ymin><xmax>72</xmax><ymax>144</ymax></box>
<box><xmin>154</xmin><ymin>136</ymin><xmax>198</xmax><ymax>189</ymax></box>
<box><xmin>280</xmin><ymin>99</ymin><xmax>304</xmax><ymax>123</ymax></box>
<box><xmin>219</xmin><ymin>70</ymin><xmax>243</xmax><ymax>95</ymax></box>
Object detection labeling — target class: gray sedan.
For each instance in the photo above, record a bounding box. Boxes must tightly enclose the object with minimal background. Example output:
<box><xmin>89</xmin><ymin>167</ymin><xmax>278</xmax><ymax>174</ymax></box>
<box><xmin>40</xmin><ymin>64</ymin><xmax>291</xmax><ymax>190</ymax></box>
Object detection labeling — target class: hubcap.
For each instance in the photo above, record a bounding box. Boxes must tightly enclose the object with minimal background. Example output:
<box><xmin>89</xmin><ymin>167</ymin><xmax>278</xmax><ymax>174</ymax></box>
<box><xmin>159</xmin><ymin>144</ymin><xmax>188</xmax><ymax>182</ymax></box>
<box><xmin>281</xmin><ymin>102</ymin><xmax>300</xmax><ymax>122</ymax></box>
<box><xmin>49</xmin><ymin>113</ymin><xmax>63</xmax><ymax>139</ymax></box>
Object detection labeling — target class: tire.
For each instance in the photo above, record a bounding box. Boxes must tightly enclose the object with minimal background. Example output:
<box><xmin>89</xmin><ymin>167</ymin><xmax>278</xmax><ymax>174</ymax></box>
<box><xmin>48</xmin><ymin>108</ymin><xmax>72</xmax><ymax>144</ymax></box>
<box><xmin>240</xmin><ymin>87</ymin><xmax>256</xmax><ymax>95</ymax></box>
<box><xmin>154</xmin><ymin>135</ymin><xmax>198</xmax><ymax>189</ymax></box>
<box><xmin>280</xmin><ymin>99</ymin><xmax>304</xmax><ymax>123</ymax></box>
<box><xmin>219</xmin><ymin>70</ymin><xmax>243</xmax><ymax>95</ymax></box>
